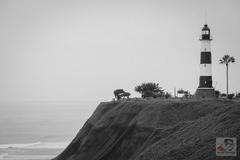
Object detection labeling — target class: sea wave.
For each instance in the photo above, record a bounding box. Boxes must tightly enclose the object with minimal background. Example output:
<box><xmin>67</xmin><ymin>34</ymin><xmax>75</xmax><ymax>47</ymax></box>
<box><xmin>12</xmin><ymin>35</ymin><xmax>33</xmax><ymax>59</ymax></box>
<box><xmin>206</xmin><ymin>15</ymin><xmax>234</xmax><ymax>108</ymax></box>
<box><xmin>0</xmin><ymin>153</ymin><xmax>8</xmax><ymax>159</ymax></box>
<box><xmin>0</xmin><ymin>141</ymin><xmax>69</xmax><ymax>149</ymax></box>
<box><xmin>0</xmin><ymin>154</ymin><xmax>55</xmax><ymax>160</ymax></box>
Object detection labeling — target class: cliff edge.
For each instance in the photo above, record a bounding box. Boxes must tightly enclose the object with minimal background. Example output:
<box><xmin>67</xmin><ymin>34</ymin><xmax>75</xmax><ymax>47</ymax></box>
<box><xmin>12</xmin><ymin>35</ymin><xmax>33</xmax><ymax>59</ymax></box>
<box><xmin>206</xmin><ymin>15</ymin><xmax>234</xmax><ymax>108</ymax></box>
<box><xmin>53</xmin><ymin>99</ymin><xmax>240</xmax><ymax>160</ymax></box>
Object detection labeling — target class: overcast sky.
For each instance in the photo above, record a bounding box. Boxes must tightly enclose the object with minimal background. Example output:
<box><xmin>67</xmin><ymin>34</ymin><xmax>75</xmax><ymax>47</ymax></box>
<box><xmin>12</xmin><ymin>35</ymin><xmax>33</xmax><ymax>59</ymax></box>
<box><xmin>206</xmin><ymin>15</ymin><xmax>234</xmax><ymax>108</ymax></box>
<box><xmin>0</xmin><ymin>0</ymin><xmax>240</xmax><ymax>102</ymax></box>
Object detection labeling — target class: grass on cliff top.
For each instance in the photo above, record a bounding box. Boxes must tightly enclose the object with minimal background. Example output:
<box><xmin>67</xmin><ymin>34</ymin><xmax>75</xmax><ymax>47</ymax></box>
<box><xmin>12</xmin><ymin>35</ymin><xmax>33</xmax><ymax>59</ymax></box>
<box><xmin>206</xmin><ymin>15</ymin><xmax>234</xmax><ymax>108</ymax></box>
<box><xmin>102</xmin><ymin>97</ymin><xmax>240</xmax><ymax>106</ymax></box>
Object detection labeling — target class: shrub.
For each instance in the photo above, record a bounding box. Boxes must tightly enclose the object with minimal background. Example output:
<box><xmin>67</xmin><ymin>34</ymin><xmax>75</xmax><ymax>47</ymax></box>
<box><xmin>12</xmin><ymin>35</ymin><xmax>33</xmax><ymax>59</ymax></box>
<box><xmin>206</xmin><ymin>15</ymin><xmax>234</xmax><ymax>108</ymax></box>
<box><xmin>221</xmin><ymin>93</ymin><xmax>227</xmax><ymax>97</ymax></box>
<box><xmin>165</xmin><ymin>92</ymin><xmax>171</xmax><ymax>99</ymax></box>
<box><xmin>135</xmin><ymin>82</ymin><xmax>164</xmax><ymax>98</ymax></box>
<box><xmin>236</xmin><ymin>93</ymin><xmax>240</xmax><ymax>98</ymax></box>
<box><xmin>215</xmin><ymin>90</ymin><xmax>220</xmax><ymax>98</ymax></box>
<box><xmin>227</xmin><ymin>94</ymin><xmax>234</xmax><ymax>100</ymax></box>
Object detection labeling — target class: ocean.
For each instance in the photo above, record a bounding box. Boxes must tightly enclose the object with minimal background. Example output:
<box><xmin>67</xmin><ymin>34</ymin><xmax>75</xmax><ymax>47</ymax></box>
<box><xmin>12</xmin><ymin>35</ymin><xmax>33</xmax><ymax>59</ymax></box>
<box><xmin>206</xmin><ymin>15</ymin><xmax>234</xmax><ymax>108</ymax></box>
<box><xmin>0</xmin><ymin>101</ymin><xmax>98</xmax><ymax>160</ymax></box>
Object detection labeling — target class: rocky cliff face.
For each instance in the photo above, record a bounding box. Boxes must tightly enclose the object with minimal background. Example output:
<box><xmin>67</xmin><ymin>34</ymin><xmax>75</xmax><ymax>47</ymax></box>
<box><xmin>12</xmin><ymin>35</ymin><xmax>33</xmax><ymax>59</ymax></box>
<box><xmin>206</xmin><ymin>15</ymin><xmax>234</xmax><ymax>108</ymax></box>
<box><xmin>53</xmin><ymin>99</ymin><xmax>240</xmax><ymax>160</ymax></box>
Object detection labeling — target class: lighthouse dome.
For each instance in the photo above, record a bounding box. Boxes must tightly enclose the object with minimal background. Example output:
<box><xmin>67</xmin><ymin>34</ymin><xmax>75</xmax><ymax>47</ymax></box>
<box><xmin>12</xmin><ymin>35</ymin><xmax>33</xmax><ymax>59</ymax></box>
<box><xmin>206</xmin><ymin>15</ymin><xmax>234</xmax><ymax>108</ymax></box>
<box><xmin>202</xmin><ymin>24</ymin><xmax>210</xmax><ymax>31</ymax></box>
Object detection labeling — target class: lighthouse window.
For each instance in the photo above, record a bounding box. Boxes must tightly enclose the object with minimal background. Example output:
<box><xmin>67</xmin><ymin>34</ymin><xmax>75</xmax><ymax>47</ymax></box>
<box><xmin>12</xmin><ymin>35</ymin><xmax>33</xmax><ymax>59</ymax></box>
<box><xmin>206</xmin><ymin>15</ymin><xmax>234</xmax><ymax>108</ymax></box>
<box><xmin>202</xmin><ymin>30</ymin><xmax>209</xmax><ymax>35</ymax></box>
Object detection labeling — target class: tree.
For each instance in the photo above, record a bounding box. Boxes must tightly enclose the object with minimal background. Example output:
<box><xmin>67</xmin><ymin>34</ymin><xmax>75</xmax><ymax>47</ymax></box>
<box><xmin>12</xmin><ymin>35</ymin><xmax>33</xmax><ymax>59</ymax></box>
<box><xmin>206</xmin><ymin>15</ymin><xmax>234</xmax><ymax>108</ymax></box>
<box><xmin>219</xmin><ymin>55</ymin><xmax>235</xmax><ymax>97</ymax></box>
<box><xmin>113</xmin><ymin>89</ymin><xmax>124</xmax><ymax>100</ymax></box>
<box><xmin>134</xmin><ymin>82</ymin><xmax>164</xmax><ymax>98</ymax></box>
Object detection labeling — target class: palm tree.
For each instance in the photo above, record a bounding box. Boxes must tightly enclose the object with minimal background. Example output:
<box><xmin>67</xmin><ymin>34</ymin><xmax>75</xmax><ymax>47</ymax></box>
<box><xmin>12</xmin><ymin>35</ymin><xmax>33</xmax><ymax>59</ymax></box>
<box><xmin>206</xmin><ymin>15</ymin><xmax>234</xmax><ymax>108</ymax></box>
<box><xmin>219</xmin><ymin>55</ymin><xmax>235</xmax><ymax>97</ymax></box>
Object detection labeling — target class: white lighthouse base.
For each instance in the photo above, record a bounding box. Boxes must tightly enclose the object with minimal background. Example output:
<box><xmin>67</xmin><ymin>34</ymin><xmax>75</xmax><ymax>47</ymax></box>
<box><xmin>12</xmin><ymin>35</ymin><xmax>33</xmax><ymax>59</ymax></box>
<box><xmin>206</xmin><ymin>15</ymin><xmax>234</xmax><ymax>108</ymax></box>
<box><xmin>195</xmin><ymin>88</ymin><xmax>215</xmax><ymax>98</ymax></box>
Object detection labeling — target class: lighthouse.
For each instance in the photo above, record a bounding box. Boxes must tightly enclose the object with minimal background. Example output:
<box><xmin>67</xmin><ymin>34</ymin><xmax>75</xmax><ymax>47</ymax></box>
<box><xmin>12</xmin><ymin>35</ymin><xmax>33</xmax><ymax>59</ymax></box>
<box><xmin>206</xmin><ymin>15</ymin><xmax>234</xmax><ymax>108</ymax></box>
<box><xmin>195</xmin><ymin>24</ymin><xmax>215</xmax><ymax>98</ymax></box>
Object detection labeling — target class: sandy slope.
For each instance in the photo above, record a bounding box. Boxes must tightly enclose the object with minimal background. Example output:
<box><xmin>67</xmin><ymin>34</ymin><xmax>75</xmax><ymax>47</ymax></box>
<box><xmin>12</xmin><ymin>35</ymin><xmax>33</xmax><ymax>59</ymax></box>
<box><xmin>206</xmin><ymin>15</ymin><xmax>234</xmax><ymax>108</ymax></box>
<box><xmin>53</xmin><ymin>99</ymin><xmax>240</xmax><ymax>160</ymax></box>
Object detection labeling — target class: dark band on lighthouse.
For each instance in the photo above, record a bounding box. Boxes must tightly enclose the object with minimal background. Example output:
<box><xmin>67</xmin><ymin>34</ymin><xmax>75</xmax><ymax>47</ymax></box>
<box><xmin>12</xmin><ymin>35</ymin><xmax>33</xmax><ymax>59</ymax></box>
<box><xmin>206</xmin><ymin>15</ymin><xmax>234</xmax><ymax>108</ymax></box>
<box><xmin>199</xmin><ymin>76</ymin><xmax>212</xmax><ymax>88</ymax></box>
<box><xmin>201</xmin><ymin>52</ymin><xmax>211</xmax><ymax>64</ymax></box>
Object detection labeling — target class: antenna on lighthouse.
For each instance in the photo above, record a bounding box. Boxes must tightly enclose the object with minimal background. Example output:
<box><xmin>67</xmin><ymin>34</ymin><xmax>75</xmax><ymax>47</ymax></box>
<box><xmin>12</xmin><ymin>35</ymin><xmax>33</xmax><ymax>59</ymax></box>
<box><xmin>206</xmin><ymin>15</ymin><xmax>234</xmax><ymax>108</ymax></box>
<box><xmin>204</xmin><ymin>9</ymin><xmax>208</xmax><ymax>24</ymax></box>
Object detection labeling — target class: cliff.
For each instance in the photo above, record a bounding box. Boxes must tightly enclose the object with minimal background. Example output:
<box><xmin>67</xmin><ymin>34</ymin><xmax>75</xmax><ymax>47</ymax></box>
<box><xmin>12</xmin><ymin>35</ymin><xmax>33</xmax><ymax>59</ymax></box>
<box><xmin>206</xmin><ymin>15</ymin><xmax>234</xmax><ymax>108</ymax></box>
<box><xmin>53</xmin><ymin>99</ymin><xmax>240</xmax><ymax>160</ymax></box>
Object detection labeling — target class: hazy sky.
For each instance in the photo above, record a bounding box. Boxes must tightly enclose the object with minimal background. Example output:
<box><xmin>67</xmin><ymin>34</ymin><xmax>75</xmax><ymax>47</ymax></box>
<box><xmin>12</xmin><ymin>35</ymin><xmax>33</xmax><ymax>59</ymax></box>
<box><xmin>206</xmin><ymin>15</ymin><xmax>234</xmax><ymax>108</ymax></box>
<box><xmin>0</xmin><ymin>0</ymin><xmax>240</xmax><ymax>102</ymax></box>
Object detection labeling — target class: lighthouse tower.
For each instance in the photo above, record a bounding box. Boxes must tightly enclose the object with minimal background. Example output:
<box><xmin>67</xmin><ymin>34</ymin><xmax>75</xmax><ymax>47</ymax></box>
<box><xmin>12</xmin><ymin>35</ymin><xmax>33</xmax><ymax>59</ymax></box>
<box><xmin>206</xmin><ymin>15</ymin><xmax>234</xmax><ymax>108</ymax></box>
<box><xmin>195</xmin><ymin>24</ymin><xmax>215</xmax><ymax>98</ymax></box>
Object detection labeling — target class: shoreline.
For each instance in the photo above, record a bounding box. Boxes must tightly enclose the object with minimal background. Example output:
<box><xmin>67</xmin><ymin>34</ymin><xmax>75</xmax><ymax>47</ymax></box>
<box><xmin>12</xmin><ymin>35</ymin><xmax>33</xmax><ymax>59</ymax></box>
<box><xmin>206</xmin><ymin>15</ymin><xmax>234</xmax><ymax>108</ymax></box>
<box><xmin>0</xmin><ymin>141</ymin><xmax>68</xmax><ymax>160</ymax></box>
